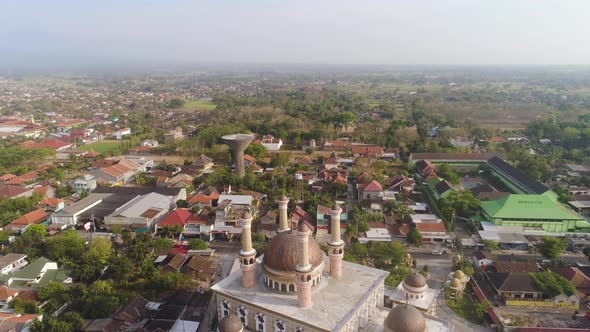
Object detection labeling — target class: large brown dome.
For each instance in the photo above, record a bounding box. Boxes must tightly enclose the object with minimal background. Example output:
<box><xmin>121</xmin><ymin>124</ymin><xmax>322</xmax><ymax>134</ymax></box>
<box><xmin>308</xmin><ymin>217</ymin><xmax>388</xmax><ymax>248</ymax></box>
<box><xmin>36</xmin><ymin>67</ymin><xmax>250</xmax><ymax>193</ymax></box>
<box><xmin>404</xmin><ymin>273</ymin><xmax>427</xmax><ymax>288</ymax></box>
<box><xmin>262</xmin><ymin>230</ymin><xmax>324</xmax><ymax>272</ymax></box>
<box><xmin>384</xmin><ymin>305</ymin><xmax>426</xmax><ymax>332</ymax></box>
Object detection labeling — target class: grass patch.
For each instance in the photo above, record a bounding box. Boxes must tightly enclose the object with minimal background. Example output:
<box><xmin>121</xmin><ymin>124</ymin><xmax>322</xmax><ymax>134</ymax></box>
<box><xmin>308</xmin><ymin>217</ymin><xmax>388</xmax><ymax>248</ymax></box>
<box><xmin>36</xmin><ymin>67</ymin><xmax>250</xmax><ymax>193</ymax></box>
<box><xmin>181</xmin><ymin>99</ymin><xmax>216</xmax><ymax>111</ymax></box>
<box><xmin>80</xmin><ymin>141</ymin><xmax>123</xmax><ymax>155</ymax></box>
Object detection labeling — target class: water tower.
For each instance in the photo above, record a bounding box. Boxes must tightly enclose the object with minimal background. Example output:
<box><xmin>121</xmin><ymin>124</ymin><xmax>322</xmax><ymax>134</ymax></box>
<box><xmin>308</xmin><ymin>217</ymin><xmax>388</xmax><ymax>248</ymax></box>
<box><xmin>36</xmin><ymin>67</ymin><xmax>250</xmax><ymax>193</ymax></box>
<box><xmin>221</xmin><ymin>134</ymin><xmax>255</xmax><ymax>178</ymax></box>
<box><xmin>295</xmin><ymin>173</ymin><xmax>304</xmax><ymax>204</ymax></box>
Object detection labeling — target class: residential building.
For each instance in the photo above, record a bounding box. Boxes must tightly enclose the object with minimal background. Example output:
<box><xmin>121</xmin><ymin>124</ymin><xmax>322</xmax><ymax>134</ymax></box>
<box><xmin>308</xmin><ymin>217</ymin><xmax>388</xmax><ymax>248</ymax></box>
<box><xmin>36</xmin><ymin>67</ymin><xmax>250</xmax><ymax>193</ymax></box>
<box><xmin>113</xmin><ymin>128</ymin><xmax>131</xmax><ymax>140</ymax></box>
<box><xmin>316</xmin><ymin>204</ymin><xmax>348</xmax><ymax>235</ymax></box>
<box><xmin>260</xmin><ymin>135</ymin><xmax>283</xmax><ymax>151</ymax></box>
<box><xmin>164</xmin><ymin>127</ymin><xmax>184</xmax><ymax>142</ymax></box>
<box><xmin>72</xmin><ymin>174</ymin><xmax>97</xmax><ymax>195</ymax></box>
<box><xmin>7</xmin><ymin>209</ymin><xmax>49</xmax><ymax>233</ymax></box>
<box><xmin>357</xmin><ymin>180</ymin><xmax>383</xmax><ymax>201</ymax></box>
<box><xmin>0</xmin><ymin>257</ymin><xmax>71</xmax><ymax>288</ymax></box>
<box><xmin>0</xmin><ymin>186</ymin><xmax>33</xmax><ymax>199</ymax></box>
<box><xmin>21</xmin><ymin>138</ymin><xmax>74</xmax><ymax>151</ymax></box>
<box><xmin>0</xmin><ymin>254</ymin><xmax>28</xmax><ymax>275</ymax></box>
<box><xmin>141</xmin><ymin>139</ymin><xmax>159</xmax><ymax>148</ymax></box>
<box><xmin>409</xmin><ymin>152</ymin><xmax>505</xmax><ymax>165</ymax></box>
<box><xmin>56</xmin><ymin>119</ymin><xmax>86</xmax><ymax>132</ymax></box>
<box><xmin>39</xmin><ymin>198</ymin><xmax>65</xmax><ymax>212</ymax></box>
<box><xmin>351</xmin><ymin>145</ymin><xmax>383</xmax><ymax>158</ymax></box>
<box><xmin>193</xmin><ymin>154</ymin><xmax>214</xmax><ymax>171</ymax></box>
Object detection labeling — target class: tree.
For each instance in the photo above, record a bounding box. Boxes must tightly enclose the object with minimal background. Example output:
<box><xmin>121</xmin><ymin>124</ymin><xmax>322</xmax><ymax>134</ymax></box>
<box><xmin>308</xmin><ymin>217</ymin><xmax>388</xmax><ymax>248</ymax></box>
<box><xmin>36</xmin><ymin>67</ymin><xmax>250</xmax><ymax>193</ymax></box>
<box><xmin>188</xmin><ymin>238</ymin><xmax>208</xmax><ymax>250</ymax></box>
<box><xmin>407</xmin><ymin>227</ymin><xmax>423</xmax><ymax>247</ymax></box>
<box><xmin>39</xmin><ymin>281</ymin><xmax>68</xmax><ymax>303</ymax></box>
<box><xmin>245</xmin><ymin>144</ymin><xmax>266</xmax><ymax>160</ymax></box>
<box><xmin>440</xmin><ymin>191</ymin><xmax>480</xmax><ymax>218</ymax></box>
<box><xmin>270</xmin><ymin>153</ymin><xmax>289</xmax><ymax>168</ymax></box>
<box><xmin>24</xmin><ymin>224</ymin><xmax>47</xmax><ymax>240</ymax></box>
<box><xmin>45</xmin><ymin>230</ymin><xmax>85</xmax><ymax>263</ymax></box>
<box><xmin>537</xmin><ymin>236</ymin><xmax>566</xmax><ymax>260</ymax></box>
<box><xmin>437</xmin><ymin>164</ymin><xmax>459</xmax><ymax>185</ymax></box>
<box><xmin>482</xmin><ymin>239</ymin><xmax>499</xmax><ymax>250</ymax></box>
<box><xmin>78</xmin><ymin>237</ymin><xmax>113</xmax><ymax>282</ymax></box>
<box><xmin>153</xmin><ymin>238</ymin><xmax>173</xmax><ymax>249</ymax></box>
<box><xmin>529</xmin><ymin>272</ymin><xmax>576</xmax><ymax>297</ymax></box>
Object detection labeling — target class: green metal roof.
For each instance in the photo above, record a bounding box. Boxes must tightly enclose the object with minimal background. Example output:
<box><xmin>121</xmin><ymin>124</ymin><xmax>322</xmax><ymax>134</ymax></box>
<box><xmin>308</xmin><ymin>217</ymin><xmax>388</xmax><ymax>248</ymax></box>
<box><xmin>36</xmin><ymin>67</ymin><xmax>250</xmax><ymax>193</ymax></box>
<box><xmin>481</xmin><ymin>192</ymin><xmax>584</xmax><ymax>221</ymax></box>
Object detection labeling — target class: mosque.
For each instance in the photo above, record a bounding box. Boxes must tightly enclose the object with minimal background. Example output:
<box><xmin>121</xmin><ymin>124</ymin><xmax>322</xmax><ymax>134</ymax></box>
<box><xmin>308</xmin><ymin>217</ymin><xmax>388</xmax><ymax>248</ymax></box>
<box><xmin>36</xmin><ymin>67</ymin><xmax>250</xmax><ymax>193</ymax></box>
<box><xmin>212</xmin><ymin>195</ymin><xmax>453</xmax><ymax>332</ymax></box>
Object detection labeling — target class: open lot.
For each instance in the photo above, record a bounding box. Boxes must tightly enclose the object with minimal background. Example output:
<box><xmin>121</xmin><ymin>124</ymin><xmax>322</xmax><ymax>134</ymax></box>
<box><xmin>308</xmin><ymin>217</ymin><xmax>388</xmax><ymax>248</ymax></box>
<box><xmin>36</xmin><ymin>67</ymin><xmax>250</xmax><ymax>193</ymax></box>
<box><xmin>80</xmin><ymin>140</ymin><xmax>122</xmax><ymax>155</ymax></box>
<box><xmin>181</xmin><ymin>99</ymin><xmax>216</xmax><ymax>111</ymax></box>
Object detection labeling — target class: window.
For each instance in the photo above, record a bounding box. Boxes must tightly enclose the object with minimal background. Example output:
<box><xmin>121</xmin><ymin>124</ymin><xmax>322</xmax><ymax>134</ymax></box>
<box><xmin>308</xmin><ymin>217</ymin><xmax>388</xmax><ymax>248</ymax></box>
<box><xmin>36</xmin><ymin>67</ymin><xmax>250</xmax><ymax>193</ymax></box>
<box><xmin>296</xmin><ymin>327</ymin><xmax>305</xmax><ymax>332</ymax></box>
<box><xmin>221</xmin><ymin>300</ymin><xmax>231</xmax><ymax>317</ymax></box>
<box><xmin>255</xmin><ymin>313</ymin><xmax>266</xmax><ymax>332</ymax></box>
<box><xmin>237</xmin><ymin>306</ymin><xmax>248</xmax><ymax>327</ymax></box>
<box><xmin>274</xmin><ymin>320</ymin><xmax>286</xmax><ymax>332</ymax></box>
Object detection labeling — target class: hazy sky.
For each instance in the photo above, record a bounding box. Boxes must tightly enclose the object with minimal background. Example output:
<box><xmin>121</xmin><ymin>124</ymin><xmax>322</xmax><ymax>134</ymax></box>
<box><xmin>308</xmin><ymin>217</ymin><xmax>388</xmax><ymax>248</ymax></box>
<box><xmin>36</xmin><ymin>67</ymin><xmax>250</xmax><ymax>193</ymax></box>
<box><xmin>2</xmin><ymin>0</ymin><xmax>590</xmax><ymax>65</ymax></box>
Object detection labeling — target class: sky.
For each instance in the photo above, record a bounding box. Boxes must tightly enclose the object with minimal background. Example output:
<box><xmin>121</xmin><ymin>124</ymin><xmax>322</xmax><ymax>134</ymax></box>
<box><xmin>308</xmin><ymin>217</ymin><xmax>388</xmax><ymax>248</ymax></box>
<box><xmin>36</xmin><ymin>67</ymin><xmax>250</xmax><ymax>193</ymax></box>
<box><xmin>1</xmin><ymin>0</ymin><xmax>590</xmax><ymax>66</ymax></box>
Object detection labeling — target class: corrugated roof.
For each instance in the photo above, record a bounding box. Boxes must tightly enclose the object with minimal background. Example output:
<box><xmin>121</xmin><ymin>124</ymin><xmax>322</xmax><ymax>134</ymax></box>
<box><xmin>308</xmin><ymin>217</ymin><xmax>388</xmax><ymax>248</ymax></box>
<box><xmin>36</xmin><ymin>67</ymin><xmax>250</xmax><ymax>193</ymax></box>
<box><xmin>488</xmin><ymin>156</ymin><xmax>548</xmax><ymax>194</ymax></box>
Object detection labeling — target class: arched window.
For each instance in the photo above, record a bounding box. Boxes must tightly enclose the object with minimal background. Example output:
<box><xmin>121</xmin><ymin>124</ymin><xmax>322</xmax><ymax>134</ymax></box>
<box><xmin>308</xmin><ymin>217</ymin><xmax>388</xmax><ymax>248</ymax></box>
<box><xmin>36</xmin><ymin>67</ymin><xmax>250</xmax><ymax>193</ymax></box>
<box><xmin>255</xmin><ymin>313</ymin><xmax>266</xmax><ymax>332</ymax></box>
<box><xmin>289</xmin><ymin>284</ymin><xmax>295</xmax><ymax>292</ymax></box>
<box><xmin>274</xmin><ymin>320</ymin><xmax>286</xmax><ymax>332</ymax></box>
<box><xmin>281</xmin><ymin>283</ymin><xmax>286</xmax><ymax>292</ymax></box>
<box><xmin>237</xmin><ymin>306</ymin><xmax>248</xmax><ymax>327</ymax></box>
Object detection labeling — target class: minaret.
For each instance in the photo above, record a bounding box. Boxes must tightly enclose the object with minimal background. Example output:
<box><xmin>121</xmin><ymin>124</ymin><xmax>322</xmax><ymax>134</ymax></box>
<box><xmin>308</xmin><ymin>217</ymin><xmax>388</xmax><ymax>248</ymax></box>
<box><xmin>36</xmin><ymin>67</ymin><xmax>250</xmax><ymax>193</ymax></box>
<box><xmin>328</xmin><ymin>203</ymin><xmax>345</xmax><ymax>279</ymax></box>
<box><xmin>295</xmin><ymin>221</ymin><xmax>313</xmax><ymax>309</ymax></box>
<box><xmin>239</xmin><ymin>211</ymin><xmax>257</xmax><ymax>288</ymax></box>
<box><xmin>277</xmin><ymin>194</ymin><xmax>290</xmax><ymax>232</ymax></box>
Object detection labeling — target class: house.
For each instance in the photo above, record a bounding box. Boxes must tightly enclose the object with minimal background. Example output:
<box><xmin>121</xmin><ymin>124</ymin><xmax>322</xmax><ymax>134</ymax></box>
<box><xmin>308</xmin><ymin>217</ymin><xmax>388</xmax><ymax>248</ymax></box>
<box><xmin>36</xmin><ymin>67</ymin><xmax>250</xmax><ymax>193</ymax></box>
<box><xmin>0</xmin><ymin>186</ymin><xmax>33</xmax><ymax>199</ymax></box>
<box><xmin>0</xmin><ymin>313</ymin><xmax>41</xmax><ymax>332</ymax></box>
<box><xmin>164</xmin><ymin>128</ymin><xmax>184</xmax><ymax>142</ymax></box>
<box><xmin>38</xmin><ymin>198</ymin><xmax>65</xmax><ymax>212</ymax></box>
<box><xmin>93</xmin><ymin>159</ymin><xmax>144</xmax><ymax>185</ymax></box>
<box><xmin>113</xmin><ymin>128</ymin><xmax>131</xmax><ymax>140</ymax></box>
<box><xmin>323</xmin><ymin>157</ymin><xmax>340</xmax><ymax>170</ymax></box>
<box><xmin>21</xmin><ymin>138</ymin><xmax>74</xmax><ymax>152</ymax></box>
<box><xmin>156</xmin><ymin>208</ymin><xmax>197</xmax><ymax>236</ymax></box>
<box><xmin>243</xmin><ymin>154</ymin><xmax>257</xmax><ymax>167</ymax></box>
<box><xmin>179</xmin><ymin>255</ymin><xmax>220</xmax><ymax>285</ymax></box>
<box><xmin>141</xmin><ymin>139</ymin><xmax>159</xmax><ymax>148</ymax></box>
<box><xmin>168</xmin><ymin>174</ymin><xmax>194</xmax><ymax>189</ymax></box>
<box><xmin>289</xmin><ymin>206</ymin><xmax>315</xmax><ymax>232</ymax></box>
<box><xmin>357</xmin><ymin>180</ymin><xmax>383</xmax><ymax>201</ymax></box>
<box><xmin>260</xmin><ymin>135</ymin><xmax>283</xmax><ymax>151</ymax></box>
<box><xmin>55</xmin><ymin>119</ymin><xmax>86</xmax><ymax>133</ymax></box>
<box><xmin>414</xmin><ymin>221</ymin><xmax>448</xmax><ymax>243</ymax></box>
<box><xmin>0</xmin><ymin>286</ymin><xmax>19</xmax><ymax>305</ymax></box>
<box><xmin>32</xmin><ymin>185</ymin><xmax>55</xmax><ymax>199</ymax></box>
<box><xmin>72</xmin><ymin>175</ymin><xmax>97</xmax><ymax>195</ymax></box>
<box><xmin>213</xmin><ymin>195</ymin><xmax>255</xmax><ymax>233</ymax></box>
<box><xmin>472</xmin><ymin>251</ymin><xmax>494</xmax><ymax>270</ymax></box>
<box><xmin>385</xmin><ymin>175</ymin><xmax>415</xmax><ymax>193</ymax></box>
<box><xmin>316</xmin><ymin>204</ymin><xmax>348</xmax><ymax>235</ymax></box>
<box><xmin>549</xmin><ymin>266</ymin><xmax>590</xmax><ymax>296</ymax></box>
<box><xmin>359</xmin><ymin>222</ymin><xmax>391</xmax><ymax>244</ymax></box>
<box><xmin>410</xmin><ymin>152</ymin><xmax>506</xmax><ymax>165</ymax></box>
<box><xmin>193</xmin><ymin>154</ymin><xmax>214</xmax><ymax>171</ymax></box>
<box><xmin>323</xmin><ymin>139</ymin><xmax>350</xmax><ymax>151</ymax></box>
<box><xmin>7</xmin><ymin>209</ymin><xmax>49</xmax><ymax>233</ymax></box>
<box><xmin>487</xmin><ymin>272</ymin><xmax>543</xmax><ymax>302</ymax></box>
<box><xmin>415</xmin><ymin>160</ymin><xmax>436</xmax><ymax>179</ymax></box>
<box><xmin>0</xmin><ymin>257</ymin><xmax>71</xmax><ymax>288</ymax></box>
<box><xmin>0</xmin><ymin>175</ymin><xmax>16</xmax><ymax>186</ymax></box>
<box><xmin>351</xmin><ymin>145</ymin><xmax>383</xmax><ymax>158</ymax></box>
<box><xmin>0</xmin><ymin>254</ymin><xmax>28</xmax><ymax>275</ymax></box>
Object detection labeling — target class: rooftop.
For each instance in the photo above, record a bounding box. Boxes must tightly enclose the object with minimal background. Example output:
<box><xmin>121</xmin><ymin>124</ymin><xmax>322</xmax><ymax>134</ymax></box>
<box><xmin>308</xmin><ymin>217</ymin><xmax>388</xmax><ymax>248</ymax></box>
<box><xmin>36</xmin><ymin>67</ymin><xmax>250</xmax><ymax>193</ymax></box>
<box><xmin>488</xmin><ymin>156</ymin><xmax>548</xmax><ymax>194</ymax></box>
<box><xmin>212</xmin><ymin>257</ymin><xmax>388</xmax><ymax>332</ymax></box>
<box><xmin>481</xmin><ymin>192</ymin><xmax>585</xmax><ymax>221</ymax></box>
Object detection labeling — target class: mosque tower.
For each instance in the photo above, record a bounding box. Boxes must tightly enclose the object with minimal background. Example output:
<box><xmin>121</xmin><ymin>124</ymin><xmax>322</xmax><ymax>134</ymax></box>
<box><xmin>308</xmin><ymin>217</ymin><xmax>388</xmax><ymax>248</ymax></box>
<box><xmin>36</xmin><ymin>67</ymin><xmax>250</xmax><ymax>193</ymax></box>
<box><xmin>239</xmin><ymin>211</ymin><xmax>256</xmax><ymax>288</ymax></box>
<box><xmin>277</xmin><ymin>194</ymin><xmax>290</xmax><ymax>232</ymax></box>
<box><xmin>295</xmin><ymin>221</ymin><xmax>313</xmax><ymax>308</ymax></box>
<box><xmin>328</xmin><ymin>202</ymin><xmax>345</xmax><ymax>279</ymax></box>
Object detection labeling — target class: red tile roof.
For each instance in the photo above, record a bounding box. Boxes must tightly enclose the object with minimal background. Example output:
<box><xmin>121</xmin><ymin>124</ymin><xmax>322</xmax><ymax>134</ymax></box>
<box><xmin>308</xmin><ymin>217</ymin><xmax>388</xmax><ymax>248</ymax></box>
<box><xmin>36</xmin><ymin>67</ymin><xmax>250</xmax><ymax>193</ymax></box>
<box><xmin>159</xmin><ymin>209</ymin><xmax>192</xmax><ymax>227</ymax></box>
<box><xmin>359</xmin><ymin>180</ymin><xmax>383</xmax><ymax>191</ymax></box>
<box><xmin>415</xmin><ymin>222</ymin><xmax>447</xmax><ymax>233</ymax></box>
<box><xmin>0</xmin><ymin>185</ymin><xmax>31</xmax><ymax>198</ymax></box>
<box><xmin>11</xmin><ymin>209</ymin><xmax>48</xmax><ymax>225</ymax></box>
<box><xmin>243</xmin><ymin>154</ymin><xmax>256</xmax><ymax>162</ymax></box>
<box><xmin>39</xmin><ymin>198</ymin><xmax>64</xmax><ymax>207</ymax></box>
<box><xmin>21</xmin><ymin>139</ymin><xmax>71</xmax><ymax>150</ymax></box>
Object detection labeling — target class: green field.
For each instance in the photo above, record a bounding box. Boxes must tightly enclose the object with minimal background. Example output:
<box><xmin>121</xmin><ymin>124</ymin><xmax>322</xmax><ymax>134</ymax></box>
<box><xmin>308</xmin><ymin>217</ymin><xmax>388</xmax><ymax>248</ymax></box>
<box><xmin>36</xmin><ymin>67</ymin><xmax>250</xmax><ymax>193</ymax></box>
<box><xmin>181</xmin><ymin>99</ymin><xmax>216</xmax><ymax>111</ymax></box>
<box><xmin>80</xmin><ymin>141</ymin><xmax>122</xmax><ymax>155</ymax></box>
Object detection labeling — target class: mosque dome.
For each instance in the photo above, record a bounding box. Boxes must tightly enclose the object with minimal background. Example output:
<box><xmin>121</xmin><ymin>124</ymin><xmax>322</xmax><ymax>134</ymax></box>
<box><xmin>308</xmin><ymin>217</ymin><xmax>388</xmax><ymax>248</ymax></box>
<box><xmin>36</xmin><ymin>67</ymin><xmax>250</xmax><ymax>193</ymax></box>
<box><xmin>219</xmin><ymin>313</ymin><xmax>244</xmax><ymax>332</ymax></box>
<box><xmin>454</xmin><ymin>270</ymin><xmax>465</xmax><ymax>279</ymax></box>
<box><xmin>450</xmin><ymin>277</ymin><xmax>462</xmax><ymax>288</ymax></box>
<box><xmin>405</xmin><ymin>253</ymin><xmax>412</xmax><ymax>259</ymax></box>
<box><xmin>279</xmin><ymin>194</ymin><xmax>288</xmax><ymax>201</ymax></box>
<box><xmin>262</xmin><ymin>230</ymin><xmax>324</xmax><ymax>273</ymax></box>
<box><xmin>384</xmin><ymin>305</ymin><xmax>427</xmax><ymax>332</ymax></box>
<box><xmin>404</xmin><ymin>273</ymin><xmax>427</xmax><ymax>289</ymax></box>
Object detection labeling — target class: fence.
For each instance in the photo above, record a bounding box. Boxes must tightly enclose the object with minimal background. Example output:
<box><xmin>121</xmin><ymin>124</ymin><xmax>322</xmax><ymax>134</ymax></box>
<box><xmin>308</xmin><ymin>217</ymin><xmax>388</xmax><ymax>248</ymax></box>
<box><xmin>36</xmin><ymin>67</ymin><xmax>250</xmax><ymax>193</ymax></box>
<box><xmin>506</xmin><ymin>300</ymin><xmax>578</xmax><ymax>310</ymax></box>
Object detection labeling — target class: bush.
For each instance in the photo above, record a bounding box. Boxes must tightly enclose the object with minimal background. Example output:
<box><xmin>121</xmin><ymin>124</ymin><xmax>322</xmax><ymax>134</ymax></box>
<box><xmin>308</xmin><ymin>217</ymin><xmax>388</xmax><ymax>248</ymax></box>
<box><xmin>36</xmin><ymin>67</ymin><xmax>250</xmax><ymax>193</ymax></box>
<box><xmin>188</xmin><ymin>238</ymin><xmax>208</xmax><ymax>250</ymax></box>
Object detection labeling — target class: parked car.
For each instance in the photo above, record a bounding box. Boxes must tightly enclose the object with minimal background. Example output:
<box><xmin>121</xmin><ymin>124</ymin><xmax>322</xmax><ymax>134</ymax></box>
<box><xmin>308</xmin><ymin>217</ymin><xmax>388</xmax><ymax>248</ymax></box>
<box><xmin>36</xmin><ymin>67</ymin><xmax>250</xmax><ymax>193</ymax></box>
<box><xmin>431</xmin><ymin>250</ymin><xmax>443</xmax><ymax>256</ymax></box>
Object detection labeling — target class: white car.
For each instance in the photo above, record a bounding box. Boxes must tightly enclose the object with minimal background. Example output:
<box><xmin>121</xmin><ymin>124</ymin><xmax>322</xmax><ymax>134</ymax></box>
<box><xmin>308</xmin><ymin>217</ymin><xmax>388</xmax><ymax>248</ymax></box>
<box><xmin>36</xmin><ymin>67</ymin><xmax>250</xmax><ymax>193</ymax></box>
<box><xmin>431</xmin><ymin>250</ymin><xmax>443</xmax><ymax>256</ymax></box>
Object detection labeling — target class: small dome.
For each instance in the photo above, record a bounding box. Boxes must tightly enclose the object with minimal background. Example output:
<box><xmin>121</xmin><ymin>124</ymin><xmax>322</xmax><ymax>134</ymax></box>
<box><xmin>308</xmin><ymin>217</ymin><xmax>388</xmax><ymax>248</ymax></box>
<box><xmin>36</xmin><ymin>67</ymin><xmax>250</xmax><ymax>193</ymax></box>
<box><xmin>279</xmin><ymin>194</ymin><xmax>288</xmax><ymax>201</ymax></box>
<box><xmin>384</xmin><ymin>305</ymin><xmax>426</xmax><ymax>332</ymax></box>
<box><xmin>331</xmin><ymin>203</ymin><xmax>341</xmax><ymax>211</ymax></box>
<box><xmin>219</xmin><ymin>313</ymin><xmax>243</xmax><ymax>332</ymax></box>
<box><xmin>405</xmin><ymin>253</ymin><xmax>412</xmax><ymax>259</ymax></box>
<box><xmin>404</xmin><ymin>273</ymin><xmax>427</xmax><ymax>288</ymax></box>
<box><xmin>263</xmin><ymin>231</ymin><xmax>324</xmax><ymax>273</ymax></box>
<box><xmin>454</xmin><ymin>270</ymin><xmax>465</xmax><ymax>279</ymax></box>
<box><xmin>450</xmin><ymin>277</ymin><xmax>461</xmax><ymax>288</ymax></box>
<box><xmin>241</xmin><ymin>211</ymin><xmax>252</xmax><ymax>219</ymax></box>
<box><xmin>297</xmin><ymin>220</ymin><xmax>310</xmax><ymax>233</ymax></box>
